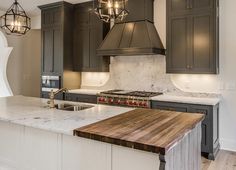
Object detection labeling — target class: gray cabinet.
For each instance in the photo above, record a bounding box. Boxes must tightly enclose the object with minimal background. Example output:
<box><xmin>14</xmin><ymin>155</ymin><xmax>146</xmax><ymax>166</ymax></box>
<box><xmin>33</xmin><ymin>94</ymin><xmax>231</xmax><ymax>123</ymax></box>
<box><xmin>151</xmin><ymin>101</ymin><xmax>219</xmax><ymax>160</ymax></box>
<box><xmin>73</xmin><ymin>2</ymin><xmax>110</xmax><ymax>72</ymax></box>
<box><xmin>42</xmin><ymin>27</ymin><xmax>63</xmax><ymax>75</ymax></box>
<box><xmin>65</xmin><ymin>93</ymin><xmax>97</xmax><ymax>104</ymax></box>
<box><xmin>40</xmin><ymin>2</ymin><xmax>74</xmax><ymax>76</ymax></box>
<box><xmin>166</xmin><ymin>0</ymin><xmax>219</xmax><ymax>74</ymax></box>
<box><xmin>39</xmin><ymin>2</ymin><xmax>81</xmax><ymax>99</ymax></box>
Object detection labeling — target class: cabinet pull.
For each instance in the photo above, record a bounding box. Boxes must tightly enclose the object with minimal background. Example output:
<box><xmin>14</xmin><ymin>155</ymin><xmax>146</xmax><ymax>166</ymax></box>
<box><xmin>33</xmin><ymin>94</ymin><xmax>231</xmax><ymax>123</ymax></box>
<box><xmin>186</xmin><ymin>0</ymin><xmax>190</xmax><ymax>9</ymax></box>
<box><xmin>189</xmin><ymin>0</ymin><xmax>193</xmax><ymax>9</ymax></box>
<box><xmin>187</xmin><ymin>65</ymin><xmax>193</xmax><ymax>69</ymax></box>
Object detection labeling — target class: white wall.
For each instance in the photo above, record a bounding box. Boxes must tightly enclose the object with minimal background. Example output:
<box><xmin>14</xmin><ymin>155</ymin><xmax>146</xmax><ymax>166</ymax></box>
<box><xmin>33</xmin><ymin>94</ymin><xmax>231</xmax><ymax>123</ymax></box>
<box><xmin>0</xmin><ymin>10</ymin><xmax>41</xmax><ymax>97</ymax></box>
<box><xmin>4</xmin><ymin>30</ymin><xmax>41</xmax><ymax>97</ymax></box>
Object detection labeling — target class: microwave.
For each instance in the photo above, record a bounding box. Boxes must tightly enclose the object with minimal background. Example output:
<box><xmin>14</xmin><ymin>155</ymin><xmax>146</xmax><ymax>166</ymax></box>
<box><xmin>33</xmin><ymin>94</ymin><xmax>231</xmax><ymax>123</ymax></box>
<box><xmin>41</xmin><ymin>75</ymin><xmax>61</xmax><ymax>92</ymax></box>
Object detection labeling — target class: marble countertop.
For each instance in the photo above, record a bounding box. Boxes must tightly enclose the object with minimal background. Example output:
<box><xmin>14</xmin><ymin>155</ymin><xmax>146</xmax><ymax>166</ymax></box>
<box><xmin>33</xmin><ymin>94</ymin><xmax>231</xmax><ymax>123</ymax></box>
<box><xmin>0</xmin><ymin>96</ymin><xmax>133</xmax><ymax>135</ymax></box>
<box><xmin>151</xmin><ymin>94</ymin><xmax>220</xmax><ymax>106</ymax></box>
<box><xmin>68</xmin><ymin>89</ymin><xmax>105</xmax><ymax>95</ymax></box>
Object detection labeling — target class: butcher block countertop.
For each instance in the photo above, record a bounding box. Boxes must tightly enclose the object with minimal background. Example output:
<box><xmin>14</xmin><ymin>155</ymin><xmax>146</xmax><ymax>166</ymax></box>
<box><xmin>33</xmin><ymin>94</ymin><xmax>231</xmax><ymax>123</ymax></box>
<box><xmin>74</xmin><ymin>109</ymin><xmax>204</xmax><ymax>155</ymax></box>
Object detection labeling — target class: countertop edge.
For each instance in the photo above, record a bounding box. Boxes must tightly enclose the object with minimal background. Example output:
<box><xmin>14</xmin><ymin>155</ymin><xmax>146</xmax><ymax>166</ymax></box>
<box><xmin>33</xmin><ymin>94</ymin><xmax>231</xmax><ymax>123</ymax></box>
<box><xmin>151</xmin><ymin>95</ymin><xmax>221</xmax><ymax>106</ymax></box>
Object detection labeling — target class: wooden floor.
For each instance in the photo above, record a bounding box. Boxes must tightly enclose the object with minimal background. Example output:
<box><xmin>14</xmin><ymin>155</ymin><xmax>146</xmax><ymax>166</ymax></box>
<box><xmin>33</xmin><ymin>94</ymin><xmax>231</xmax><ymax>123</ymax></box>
<box><xmin>202</xmin><ymin>150</ymin><xmax>236</xmax><ymax>170</ymax></box>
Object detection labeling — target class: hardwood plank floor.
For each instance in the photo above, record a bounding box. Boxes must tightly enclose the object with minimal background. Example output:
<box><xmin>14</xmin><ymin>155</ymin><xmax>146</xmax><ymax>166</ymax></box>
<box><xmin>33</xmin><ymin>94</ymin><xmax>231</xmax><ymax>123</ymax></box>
<box><xmin>202</xmin><ymin>150</ymin><xmax>236</xmax><ymax>170</ymax></box>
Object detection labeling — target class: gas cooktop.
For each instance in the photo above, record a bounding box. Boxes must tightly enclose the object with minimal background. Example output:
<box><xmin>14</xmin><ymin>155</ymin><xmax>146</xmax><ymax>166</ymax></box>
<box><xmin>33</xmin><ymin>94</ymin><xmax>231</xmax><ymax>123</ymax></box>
<box><xmin>98</xmin><ymin>90</ymin><xmax>163</xmax><ymax>108</ymax></box>
<box><xmin>100</xmin><ymin>90</ymin><xmax>163</xmax><ymax>98</ymax></box>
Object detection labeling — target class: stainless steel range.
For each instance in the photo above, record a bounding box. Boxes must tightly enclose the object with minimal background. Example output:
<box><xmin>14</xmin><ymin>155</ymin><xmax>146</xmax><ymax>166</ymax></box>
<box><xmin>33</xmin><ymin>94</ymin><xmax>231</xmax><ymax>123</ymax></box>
<box><xmin>97</xmin><ymin>90</ymin><xmax>163</xmax><ymax>108</ymax></box>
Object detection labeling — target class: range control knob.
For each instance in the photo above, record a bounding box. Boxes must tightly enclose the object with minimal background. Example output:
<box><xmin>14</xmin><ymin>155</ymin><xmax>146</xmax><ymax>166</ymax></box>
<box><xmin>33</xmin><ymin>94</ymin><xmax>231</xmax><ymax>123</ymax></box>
<box><xmin>143</xmin><ymin>102</ymin><xmax>148</xmax><ymax>107</ymax></box>
<box><xmin>109</xmin><ymin>98</ymin><xmax>114</xmax><ymax>103</ymax></box>
<box><xmin>98</xmin><ymin>97</ymin><xmax>104</xmax><ymax>102</ymax></box>
<box><xmin>129</xmin><ymin>101</ymin><xmax>134</xmax><ymax>105</ymax></box>
<box><xmin>133</xmin><ymin>101</ymin><xmax>138</xmax><ymax>106</ymax></box>
<box><xmin>117</xmin><ymin>99</ymin><xmax>121</xmax><ymax>104</ymax></box>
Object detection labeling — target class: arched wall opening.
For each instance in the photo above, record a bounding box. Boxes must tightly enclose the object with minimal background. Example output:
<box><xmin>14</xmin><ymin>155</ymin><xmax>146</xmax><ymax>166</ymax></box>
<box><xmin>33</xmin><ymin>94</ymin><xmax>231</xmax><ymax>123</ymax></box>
<box><xmin>0</xmin><ymin>31</ymin><xmax>13</xmax><ymax>97</ymax></box>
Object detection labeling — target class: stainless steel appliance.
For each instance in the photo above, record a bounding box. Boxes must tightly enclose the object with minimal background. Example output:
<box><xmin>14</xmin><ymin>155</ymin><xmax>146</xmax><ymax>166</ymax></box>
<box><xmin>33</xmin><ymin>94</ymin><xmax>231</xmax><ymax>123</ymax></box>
<box><xmin>41</xmin><ymin>75</ymin><xmax>61</xmax><ymax>92</ymax></box>
<box><xmin>97</xmin><ymin>90</ymin><xmax>162</xmax><ymax>108</ymax></box>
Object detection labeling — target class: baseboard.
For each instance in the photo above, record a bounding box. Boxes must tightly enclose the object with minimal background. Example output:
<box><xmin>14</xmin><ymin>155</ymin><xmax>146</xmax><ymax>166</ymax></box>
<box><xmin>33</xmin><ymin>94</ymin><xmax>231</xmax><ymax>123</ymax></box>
<box><xmin>220</xmin><ymin>138</ymin><xmax>236</xmax><ymax>152</ymax></box>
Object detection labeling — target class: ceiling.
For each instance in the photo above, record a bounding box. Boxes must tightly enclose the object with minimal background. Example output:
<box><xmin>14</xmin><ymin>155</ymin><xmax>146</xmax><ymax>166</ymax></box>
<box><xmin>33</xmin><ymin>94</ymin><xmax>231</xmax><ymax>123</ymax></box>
<box><xmin>0</xmin><ymin>0</ymin><xmax>89</xmax><ymax>16</ymax></box>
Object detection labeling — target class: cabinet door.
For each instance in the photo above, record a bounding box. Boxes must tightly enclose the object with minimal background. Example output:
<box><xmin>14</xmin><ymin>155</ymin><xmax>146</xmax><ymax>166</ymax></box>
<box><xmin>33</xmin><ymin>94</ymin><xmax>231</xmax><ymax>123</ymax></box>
<box><xmin>73</xmin><ymin>6</ymin><xmax>90</xmax><ymax>71</ymax></box>
<box><xmin>42</xmin><ymin>29</ymin><xmax>54</xmax><ymax>74</ymax></box>
<box><xmin>201</xmin><ymin>122</ymin><xmax>210</xmax><ymax>152</ymax></box>
<box><xmin>53</xmin><ymin>27</ymin><xmax>63</xmax><ymax>74</ymax></box>
<box><xmin>168</xmin><ymin>0</ymin><xmax>189</xmax><ymax>13</ymax></box>
<box><xmin>51</xmin><ymin>7</ymin><xmax>62</xmax><ymax>27</ymax></box>
<box><xmin>89</xmin><ymin>12</ymin><xmax>104</xmax><ymax>70</ymax></box>
<box><xmin>167</xmin><ymin>16</ymin><xmax>190</xmax><ymax>73</ymax></box>
<box><xmin>190</xmin><ymin>13</ymin><xmax>215</xmax><ymax>73</ymax></box>
<box><xmin>188</xmin><ymin>106</ymin><xmax>212</xmax><ymax>153</ymax></box>
<box><xmin>192</xmin><ymin>0</ymin><xmax>214</xmax><ymax>10</ymax></box>
<box><xmin>42</xmin><ymin>28</ymin><xmax>63</xmax><ymax>75</ymax></box>
<box><xmin>42</xmin><ymin>10</ymin><xmax>53</xmax><ymax>28</ymax></box>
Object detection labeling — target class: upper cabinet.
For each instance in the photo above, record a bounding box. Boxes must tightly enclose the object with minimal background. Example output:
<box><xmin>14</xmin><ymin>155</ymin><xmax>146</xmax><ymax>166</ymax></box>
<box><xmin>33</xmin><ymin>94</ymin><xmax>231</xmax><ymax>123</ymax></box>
<box><xmin>73</xmin><ymin>2</ymin><xmax>110</xmax><ymax>72</ymax></box>
<box><xmin>166</xmin><ymin>0</ymin><xmax>219</xmax><ymax>74</ymax></box>
<box><xmin>39</xmin><ymin>2</ymin><xmax>74</xmax><ymax>76</ymax></box>
<box><xmin>169</xmin><ymin>0</ymin><xmax>215</xmax><ymax>15</ymax></box>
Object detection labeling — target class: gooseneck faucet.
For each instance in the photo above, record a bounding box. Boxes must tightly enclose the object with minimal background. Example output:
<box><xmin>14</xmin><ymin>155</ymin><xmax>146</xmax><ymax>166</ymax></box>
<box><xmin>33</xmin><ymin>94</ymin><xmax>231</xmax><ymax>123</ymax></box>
<box><xmin>47</xmin><ymin>88</ymin><xmax>68</xmax><ymax>108</ymax></box>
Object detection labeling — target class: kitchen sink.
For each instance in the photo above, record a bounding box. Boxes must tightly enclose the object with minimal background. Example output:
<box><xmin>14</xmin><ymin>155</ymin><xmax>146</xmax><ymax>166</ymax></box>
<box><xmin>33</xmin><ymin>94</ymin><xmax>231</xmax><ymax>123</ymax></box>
<box><xmin>55</xmin><ymin>103</ymin><xmax>94</xmax><ymax>111</ymax></box>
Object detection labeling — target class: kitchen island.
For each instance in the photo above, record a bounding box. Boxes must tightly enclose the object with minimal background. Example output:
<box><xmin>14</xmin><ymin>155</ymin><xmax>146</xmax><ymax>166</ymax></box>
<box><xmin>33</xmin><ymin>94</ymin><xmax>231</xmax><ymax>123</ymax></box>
<box><xmin>0</xmin><ymin>96</ymin><xmax>204</xmax><ymax>170</ymax></box>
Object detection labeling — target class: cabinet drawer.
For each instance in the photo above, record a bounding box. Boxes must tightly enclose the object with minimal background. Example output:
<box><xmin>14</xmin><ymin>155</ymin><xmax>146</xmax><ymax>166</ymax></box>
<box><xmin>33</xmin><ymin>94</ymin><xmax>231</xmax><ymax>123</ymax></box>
<box><xmin>151</xmin><ymin>101</ymin><xmax>188</xmax><ymax>112</ymax></box>
<box><xmin>188</xmin><ymin>106</ymin><xmax>211</xmax><ymax>121</ymax></box>
<box><xmin>65</xmin><ymin>93</ymin><xmax>97</xmax><ymax>104</ymax></box>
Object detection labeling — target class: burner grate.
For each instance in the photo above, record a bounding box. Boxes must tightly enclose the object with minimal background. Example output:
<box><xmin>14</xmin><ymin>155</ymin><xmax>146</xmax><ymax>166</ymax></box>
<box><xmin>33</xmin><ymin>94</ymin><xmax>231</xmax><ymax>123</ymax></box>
<box><xmin>100</xmin><ymin>90</ymin><xmax>163</xmax><ymax>98</ymax></box>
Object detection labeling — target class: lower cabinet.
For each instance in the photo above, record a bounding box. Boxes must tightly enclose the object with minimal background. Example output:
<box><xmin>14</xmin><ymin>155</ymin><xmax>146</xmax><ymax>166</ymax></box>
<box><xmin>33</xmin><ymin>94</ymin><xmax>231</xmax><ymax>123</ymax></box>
<box><xmin>151</xmin><ymin>101</ymin><xmax>219</xmax><ymax>160</ymax></box>
<box><xmin>65</xmin><ymin>93</ymin><xmax>97</xmax><ymax>104</ymax></box>
<box><xmin>0</xmin><ymin>122</ymin><xmax>60</xmax><ymax>170</ymax></box>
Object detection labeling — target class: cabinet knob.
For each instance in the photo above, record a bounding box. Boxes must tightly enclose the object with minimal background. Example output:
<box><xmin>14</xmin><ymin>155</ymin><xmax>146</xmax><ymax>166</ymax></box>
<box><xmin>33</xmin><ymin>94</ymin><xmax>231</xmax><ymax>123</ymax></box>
<box><xmin>187</xmin><ymin>65</ymin><xmax>193</xmax><ymax>69</ymax></box>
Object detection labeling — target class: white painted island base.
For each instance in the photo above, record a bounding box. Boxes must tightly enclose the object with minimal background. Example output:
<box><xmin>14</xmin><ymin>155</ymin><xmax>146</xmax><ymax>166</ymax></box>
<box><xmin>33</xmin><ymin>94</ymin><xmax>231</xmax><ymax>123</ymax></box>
<box><xmin>0</xmin><ymin>121</ymin><xmax>201</xmax><ymax>170</ymax></box>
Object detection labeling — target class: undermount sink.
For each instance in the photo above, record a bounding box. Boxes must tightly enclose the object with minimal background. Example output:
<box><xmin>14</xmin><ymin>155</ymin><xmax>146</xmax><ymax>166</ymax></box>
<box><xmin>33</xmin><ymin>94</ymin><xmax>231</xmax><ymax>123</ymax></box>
<box><xmin>55</xmin><ymin>103</ymin><xmax>94</xmax><ymax>111</ymax></box>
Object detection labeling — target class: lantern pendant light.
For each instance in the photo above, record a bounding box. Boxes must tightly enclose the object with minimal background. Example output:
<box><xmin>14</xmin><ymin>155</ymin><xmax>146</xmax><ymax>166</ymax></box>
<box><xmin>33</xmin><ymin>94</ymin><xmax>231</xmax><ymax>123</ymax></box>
<box><xmin>0</xmin><ymin>0</ymin><xmax>31</xmax><ymax>36</ymax></box>
<box><xmin>94</xmin><ymin>0</ymin><xmax>129</xmax><ymax>23</ymax></box>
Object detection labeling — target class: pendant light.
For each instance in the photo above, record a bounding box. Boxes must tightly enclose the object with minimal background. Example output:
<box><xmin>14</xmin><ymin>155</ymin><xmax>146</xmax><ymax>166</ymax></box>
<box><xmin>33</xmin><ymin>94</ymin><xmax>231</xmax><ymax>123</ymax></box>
<box><xmin>94</xmin><ymin>0</ymin><xmax>129</xmax><ymax>23</ymax></box>
<box><xmin>0</xmin><ymin>0</ymin><xmax>31</xmax><ymax>36</ymax></box>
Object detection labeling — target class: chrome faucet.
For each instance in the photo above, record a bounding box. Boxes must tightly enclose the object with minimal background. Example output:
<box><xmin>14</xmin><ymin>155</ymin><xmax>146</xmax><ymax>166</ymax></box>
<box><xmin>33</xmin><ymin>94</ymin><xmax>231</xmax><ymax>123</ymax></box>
<box><xmin>47</xmin><ymin>88</ymin><xmax>68</xmax><ymax>108</ymax></box>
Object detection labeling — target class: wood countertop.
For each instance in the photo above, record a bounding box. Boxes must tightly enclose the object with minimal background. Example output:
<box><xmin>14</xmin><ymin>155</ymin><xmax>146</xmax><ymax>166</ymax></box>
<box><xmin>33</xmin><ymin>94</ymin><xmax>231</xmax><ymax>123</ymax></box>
<box><xmin>74</xmin><ymin>109</ymin><xmax>204</xmax><ymax>155</ymax></box>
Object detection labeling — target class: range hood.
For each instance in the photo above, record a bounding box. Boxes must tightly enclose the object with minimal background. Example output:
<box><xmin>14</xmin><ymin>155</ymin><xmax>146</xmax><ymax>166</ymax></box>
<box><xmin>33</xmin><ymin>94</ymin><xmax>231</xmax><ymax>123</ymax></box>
<box><xmin>97</xmin><ymin>20</ymin><xmax>165</xmax><ymax>56</ymax></box>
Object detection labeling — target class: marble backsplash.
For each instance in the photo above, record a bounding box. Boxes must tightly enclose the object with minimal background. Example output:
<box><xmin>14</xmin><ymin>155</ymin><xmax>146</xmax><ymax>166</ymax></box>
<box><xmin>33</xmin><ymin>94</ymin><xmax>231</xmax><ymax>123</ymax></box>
<box><xmin>81</xmin><ymin>55</ymin><xmax>220</xmax><ymax>98</ymax></box>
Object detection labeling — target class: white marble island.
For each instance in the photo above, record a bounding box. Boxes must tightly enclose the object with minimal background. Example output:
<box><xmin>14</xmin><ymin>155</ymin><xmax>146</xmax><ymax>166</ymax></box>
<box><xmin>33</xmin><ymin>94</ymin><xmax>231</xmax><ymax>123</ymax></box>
<box><xmin>0</xmin><ymin>96</ymin><xmax>203</xmax><ymax>170</ymax></box>
<box><xmin>0</xmin><ymin>96</ymin><xmax>133</xmax><ymax>170</ymax></box>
